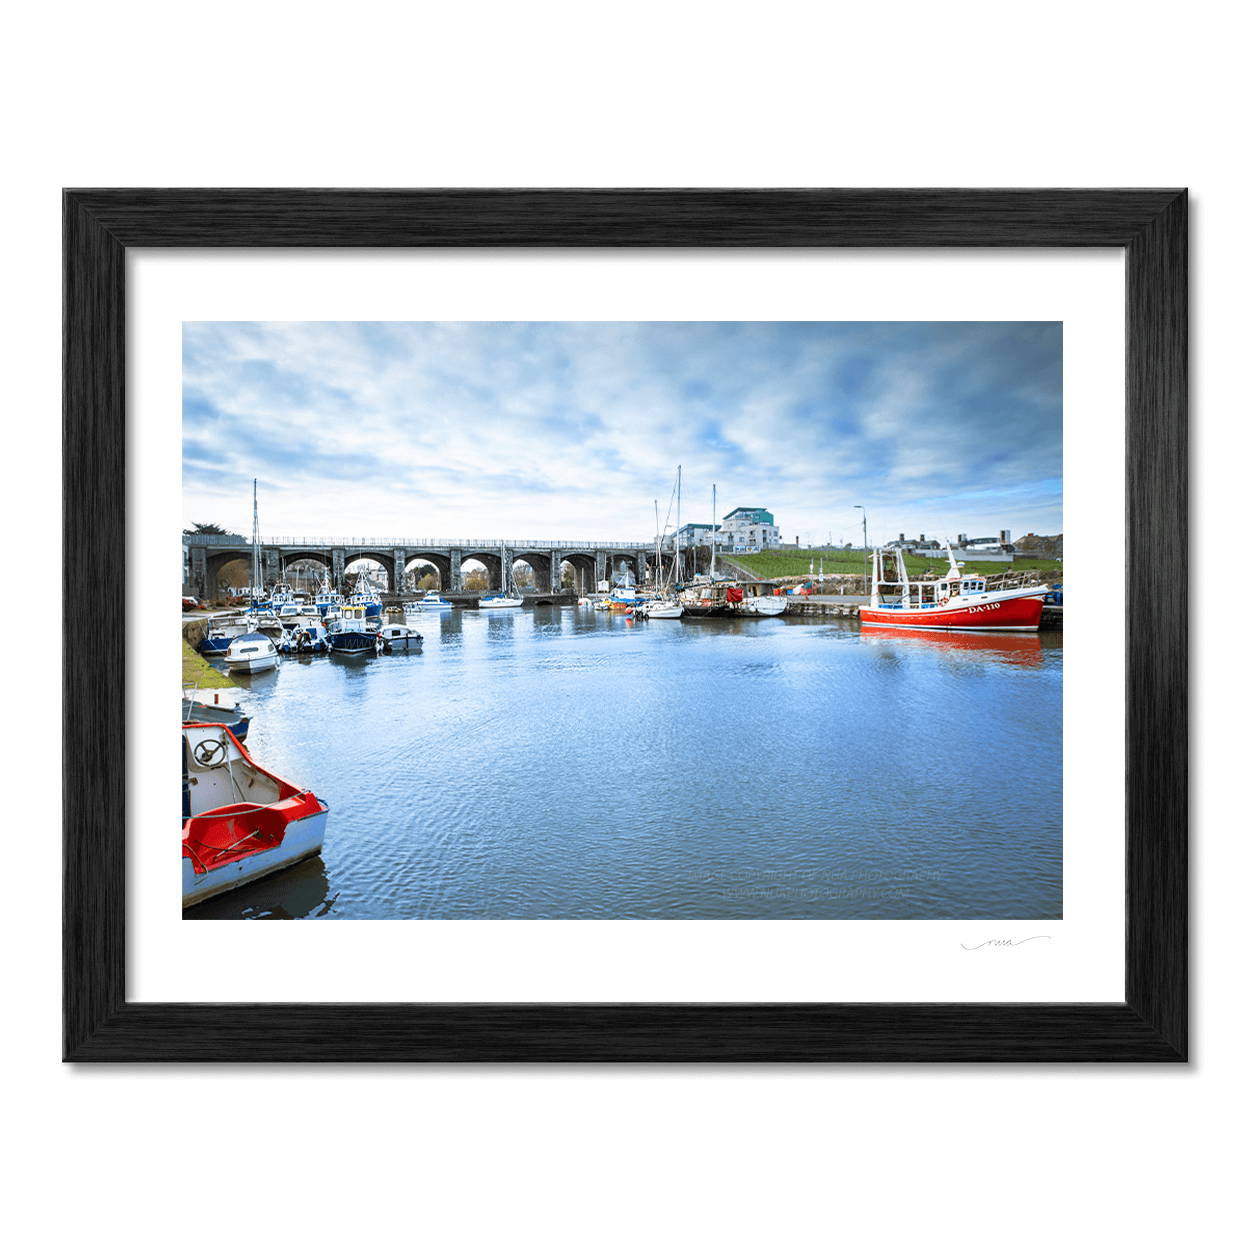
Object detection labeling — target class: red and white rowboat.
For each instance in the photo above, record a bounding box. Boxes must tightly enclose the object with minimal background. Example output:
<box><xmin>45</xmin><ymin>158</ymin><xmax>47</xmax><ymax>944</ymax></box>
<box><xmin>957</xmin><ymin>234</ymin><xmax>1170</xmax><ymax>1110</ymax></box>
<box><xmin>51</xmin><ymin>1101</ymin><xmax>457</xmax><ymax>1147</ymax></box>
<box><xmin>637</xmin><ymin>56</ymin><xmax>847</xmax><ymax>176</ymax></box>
<box><xmin>858</xmin><ymin>543</ymin><xmax>1048</xmax><ymax>632</ymax></box>
<box><xmin>182</xmin><ymin>722</ymin><xmax>329</xmax><ymax>907</ymax></box>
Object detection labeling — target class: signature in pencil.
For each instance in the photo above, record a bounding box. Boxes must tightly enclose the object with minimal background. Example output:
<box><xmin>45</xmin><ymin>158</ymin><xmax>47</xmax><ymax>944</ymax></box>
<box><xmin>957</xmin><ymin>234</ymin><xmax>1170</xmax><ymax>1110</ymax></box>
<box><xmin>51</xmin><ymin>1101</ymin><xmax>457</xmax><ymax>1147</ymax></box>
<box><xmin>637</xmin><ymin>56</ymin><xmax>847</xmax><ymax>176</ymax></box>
<box><xmin>961</xmin><ymin>936</ymin><xmax>1052</xmax><ymax>950</ymax></box>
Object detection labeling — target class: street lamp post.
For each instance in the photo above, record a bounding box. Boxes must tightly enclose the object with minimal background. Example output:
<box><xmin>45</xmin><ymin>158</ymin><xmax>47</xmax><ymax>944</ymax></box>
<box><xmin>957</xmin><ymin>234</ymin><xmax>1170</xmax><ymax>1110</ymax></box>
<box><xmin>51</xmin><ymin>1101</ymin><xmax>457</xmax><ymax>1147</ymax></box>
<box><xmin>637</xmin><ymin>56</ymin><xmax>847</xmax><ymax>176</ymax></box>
<box><xmin>854</xmin><ymin>505</ymin><xmax>868</xmax><ymax>594</ymax></box>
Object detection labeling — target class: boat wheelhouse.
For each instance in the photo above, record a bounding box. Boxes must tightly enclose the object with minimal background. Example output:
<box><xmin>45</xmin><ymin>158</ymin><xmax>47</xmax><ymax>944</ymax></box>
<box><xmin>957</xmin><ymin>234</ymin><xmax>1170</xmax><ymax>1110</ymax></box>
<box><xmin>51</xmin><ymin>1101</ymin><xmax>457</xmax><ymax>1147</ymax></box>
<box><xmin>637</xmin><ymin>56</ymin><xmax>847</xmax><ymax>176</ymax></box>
<box><xmin>197</xmin><ymin>615</ymin><xmax>251</xmax><ymax>655</ymax></box>
<box><xmin>269</xmin><ymin>582</ymin><xmax>298</xmax><ymax>614</ymax></box>
<box><xmin>345</xmin><ymin>574</ymin><xmax>384</xmax><ymax>620</ymax></box>
<box><xmin>313</xmin><ymin>573</ymin><xmax>345</xmax><ymax>619</ymax></box>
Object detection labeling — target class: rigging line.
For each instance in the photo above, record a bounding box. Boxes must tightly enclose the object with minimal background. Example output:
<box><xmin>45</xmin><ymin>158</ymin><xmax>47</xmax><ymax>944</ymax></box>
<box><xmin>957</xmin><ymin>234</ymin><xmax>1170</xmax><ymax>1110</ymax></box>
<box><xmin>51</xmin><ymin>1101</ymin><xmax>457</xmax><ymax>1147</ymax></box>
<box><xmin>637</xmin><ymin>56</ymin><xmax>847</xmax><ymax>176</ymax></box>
<box><xmin>662</xmin><ymin>473</ymin><xmax>679</xmax><ymax>533</ymax></box>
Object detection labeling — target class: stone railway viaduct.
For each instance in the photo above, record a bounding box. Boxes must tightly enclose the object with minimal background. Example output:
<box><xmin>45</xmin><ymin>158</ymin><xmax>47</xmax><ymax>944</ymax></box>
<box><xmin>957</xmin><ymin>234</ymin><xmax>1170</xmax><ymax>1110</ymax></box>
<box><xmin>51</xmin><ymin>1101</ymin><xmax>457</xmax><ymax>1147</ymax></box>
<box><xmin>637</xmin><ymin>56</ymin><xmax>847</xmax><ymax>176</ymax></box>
<box><xmin>184</xmin><ymin>534</ymin><xmax>656</xmax><ymax>601</ymax></box>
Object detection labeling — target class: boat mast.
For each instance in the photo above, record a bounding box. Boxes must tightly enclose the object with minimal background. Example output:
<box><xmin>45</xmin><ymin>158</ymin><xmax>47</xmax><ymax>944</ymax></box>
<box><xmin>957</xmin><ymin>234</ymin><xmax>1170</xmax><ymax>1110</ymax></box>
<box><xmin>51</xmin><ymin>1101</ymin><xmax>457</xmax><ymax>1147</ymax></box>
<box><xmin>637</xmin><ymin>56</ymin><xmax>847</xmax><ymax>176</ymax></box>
<box><xmin>251</xmin><ymin>478</ymin><xmax>260</xmax><ymax>605</ymax></box>
<box><xmin>711</xmin><ymin>483</ymin><xmax>716</xmax><ymax>580</ymax></box>
<box><xmin>676</xmin><ymin>465</ymin><xmax>681</xmax><ymax>586</ymax></box>
<box><xmin>855</xmin><ymin>504</ymin><xmax>868</xmax><ymax>595</ymax></box>
<box><xmin>655</xmin><ymin>500</ymin><xmax>661</xmax><ymax>593</ymax></box>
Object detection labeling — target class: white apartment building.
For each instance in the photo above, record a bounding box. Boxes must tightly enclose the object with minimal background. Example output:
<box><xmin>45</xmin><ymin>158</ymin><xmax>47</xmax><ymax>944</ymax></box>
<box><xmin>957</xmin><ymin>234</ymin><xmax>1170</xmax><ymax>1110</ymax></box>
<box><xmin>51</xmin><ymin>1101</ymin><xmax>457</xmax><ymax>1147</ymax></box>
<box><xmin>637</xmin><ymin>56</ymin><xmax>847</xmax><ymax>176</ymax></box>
<box><xmin>659</xmin><ymin>521</ymin><xmax>722</xmax><ymax>551</ymax></box>
<box><xmin>720</xmin><ymin>507</ymin><xmax>781</xmax><ymax>551</ymax></box>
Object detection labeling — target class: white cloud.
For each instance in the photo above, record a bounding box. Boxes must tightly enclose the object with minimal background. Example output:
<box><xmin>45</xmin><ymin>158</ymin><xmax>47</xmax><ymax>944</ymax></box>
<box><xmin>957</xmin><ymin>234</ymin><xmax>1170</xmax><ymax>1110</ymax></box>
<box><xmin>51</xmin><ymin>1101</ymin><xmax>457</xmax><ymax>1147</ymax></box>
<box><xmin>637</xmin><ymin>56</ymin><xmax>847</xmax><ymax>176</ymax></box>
<box><xmin>183</xmin><ymin>321</ymin><xmax>1063</xmax><ymax>543</ymax></box>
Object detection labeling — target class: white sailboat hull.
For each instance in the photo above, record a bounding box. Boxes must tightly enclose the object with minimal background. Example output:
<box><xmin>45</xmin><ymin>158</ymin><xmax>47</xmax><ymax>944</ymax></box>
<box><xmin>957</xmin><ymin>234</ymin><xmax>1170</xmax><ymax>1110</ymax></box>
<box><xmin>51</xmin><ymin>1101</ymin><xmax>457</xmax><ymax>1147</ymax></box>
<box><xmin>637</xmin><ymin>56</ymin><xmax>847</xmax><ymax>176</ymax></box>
<box><xmin>643</xmin><ymin>601</ymin><xmax>683</xmax><ymax>618</ymax></box>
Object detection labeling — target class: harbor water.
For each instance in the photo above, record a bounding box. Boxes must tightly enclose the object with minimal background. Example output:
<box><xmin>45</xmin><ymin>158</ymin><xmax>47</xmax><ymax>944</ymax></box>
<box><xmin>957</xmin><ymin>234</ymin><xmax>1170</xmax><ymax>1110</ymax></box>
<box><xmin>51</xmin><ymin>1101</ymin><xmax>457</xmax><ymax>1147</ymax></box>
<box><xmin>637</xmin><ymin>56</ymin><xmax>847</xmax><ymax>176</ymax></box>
<box><xmin>186</xmin><ymin>606</ymin><xmax>1062</xmax><ymax>920</ymax></box>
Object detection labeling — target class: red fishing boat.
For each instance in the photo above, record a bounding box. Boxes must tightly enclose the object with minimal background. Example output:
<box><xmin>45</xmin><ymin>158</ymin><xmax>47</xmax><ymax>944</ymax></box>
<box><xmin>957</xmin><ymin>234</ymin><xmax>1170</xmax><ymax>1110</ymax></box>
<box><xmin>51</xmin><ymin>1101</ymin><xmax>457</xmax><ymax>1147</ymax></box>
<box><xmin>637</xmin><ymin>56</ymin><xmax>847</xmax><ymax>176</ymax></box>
<box><xmin>858</xmin><ymin>543</ymin><xmax>1048</xmax><ymax>632</ymax></box>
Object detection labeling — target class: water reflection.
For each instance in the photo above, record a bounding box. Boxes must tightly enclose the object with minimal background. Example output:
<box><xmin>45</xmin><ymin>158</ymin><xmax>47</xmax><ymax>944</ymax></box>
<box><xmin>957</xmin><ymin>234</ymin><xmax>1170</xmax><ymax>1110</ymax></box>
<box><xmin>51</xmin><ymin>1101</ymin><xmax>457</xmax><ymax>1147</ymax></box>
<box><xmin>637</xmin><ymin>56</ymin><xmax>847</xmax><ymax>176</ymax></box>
<box><xmin>185</xmin><ymin>854</ymin><xmax>336</xmax><ymax>919</ymax></box>
<box><xmin>484</xmin><ymin>614</ymin><xmax>518</xmax><ymax>643</ymax></box>
<box><xmin>859</xmin><ymin>625</ymin><xmax>1044</xmax><ymax>666</ymax></box>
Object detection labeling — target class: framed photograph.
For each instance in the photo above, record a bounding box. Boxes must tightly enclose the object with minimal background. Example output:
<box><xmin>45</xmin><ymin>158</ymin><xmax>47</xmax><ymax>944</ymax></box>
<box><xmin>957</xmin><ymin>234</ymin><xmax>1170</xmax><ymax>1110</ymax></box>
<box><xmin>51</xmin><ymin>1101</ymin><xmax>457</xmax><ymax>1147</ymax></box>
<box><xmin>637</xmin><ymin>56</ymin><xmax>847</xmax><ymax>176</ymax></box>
<box><xmin>64</xmin><ymin>189</ymin><xmax>1186</xmax><ymax>1061</ymax></box>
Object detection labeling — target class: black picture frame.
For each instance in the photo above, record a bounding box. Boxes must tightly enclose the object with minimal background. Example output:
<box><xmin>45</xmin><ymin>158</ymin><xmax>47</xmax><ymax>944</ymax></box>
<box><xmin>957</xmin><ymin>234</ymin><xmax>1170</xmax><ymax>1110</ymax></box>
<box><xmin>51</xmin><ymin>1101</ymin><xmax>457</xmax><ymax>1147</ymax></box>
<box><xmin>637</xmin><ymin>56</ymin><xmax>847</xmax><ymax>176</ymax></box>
<box><xmin>64</xmin><ymin>189</ymin><xmax>1187</xmax><ymax>1062</ymax></box>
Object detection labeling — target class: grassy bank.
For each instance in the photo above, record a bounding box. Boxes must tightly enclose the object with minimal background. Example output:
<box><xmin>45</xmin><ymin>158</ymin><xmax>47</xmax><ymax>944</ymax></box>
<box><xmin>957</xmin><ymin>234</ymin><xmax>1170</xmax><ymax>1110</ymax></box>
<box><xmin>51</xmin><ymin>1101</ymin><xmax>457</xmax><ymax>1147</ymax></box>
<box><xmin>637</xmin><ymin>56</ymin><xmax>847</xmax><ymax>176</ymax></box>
<box><xmin>182</xmin><ymin>640</ymin><xmax>237</xmax><ymax>691</ymax></box>
<box><xmin>728</xmin><ymin>549</ymin><xmax>1062</xmax><ymax>581</ymax></box>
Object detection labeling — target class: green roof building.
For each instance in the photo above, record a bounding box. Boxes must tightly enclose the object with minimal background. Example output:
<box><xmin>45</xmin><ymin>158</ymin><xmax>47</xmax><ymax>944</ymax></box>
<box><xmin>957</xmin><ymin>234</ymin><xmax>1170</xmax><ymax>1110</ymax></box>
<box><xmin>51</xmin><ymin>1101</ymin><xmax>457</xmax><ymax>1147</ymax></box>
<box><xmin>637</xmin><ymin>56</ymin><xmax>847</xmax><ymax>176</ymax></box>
<box><xmin>722</xmin><ymin>507</ymin><xmax>781</xmax><ymax>550</ymax></box>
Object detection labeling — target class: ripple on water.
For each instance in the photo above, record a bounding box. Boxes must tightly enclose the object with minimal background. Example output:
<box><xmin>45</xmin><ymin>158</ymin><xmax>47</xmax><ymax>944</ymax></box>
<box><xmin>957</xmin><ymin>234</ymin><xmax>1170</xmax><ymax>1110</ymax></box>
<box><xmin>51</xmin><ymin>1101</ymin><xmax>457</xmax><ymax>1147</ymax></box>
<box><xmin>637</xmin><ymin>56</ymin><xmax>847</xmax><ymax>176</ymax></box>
<box><xmin>186</xmin><ymin>610</ymin><xmax>1062</xmax><ymax>920</ymax></box>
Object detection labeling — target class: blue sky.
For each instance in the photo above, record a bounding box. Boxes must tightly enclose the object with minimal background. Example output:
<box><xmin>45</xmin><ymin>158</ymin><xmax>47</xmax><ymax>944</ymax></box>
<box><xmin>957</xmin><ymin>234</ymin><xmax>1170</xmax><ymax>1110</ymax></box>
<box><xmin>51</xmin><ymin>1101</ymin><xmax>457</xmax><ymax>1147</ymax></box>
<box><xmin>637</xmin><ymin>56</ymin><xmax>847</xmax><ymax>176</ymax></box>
<box><xmin>183</xmin><ymin>321</ymin><xmax>1062</xmax><ymax>546</ymax></box>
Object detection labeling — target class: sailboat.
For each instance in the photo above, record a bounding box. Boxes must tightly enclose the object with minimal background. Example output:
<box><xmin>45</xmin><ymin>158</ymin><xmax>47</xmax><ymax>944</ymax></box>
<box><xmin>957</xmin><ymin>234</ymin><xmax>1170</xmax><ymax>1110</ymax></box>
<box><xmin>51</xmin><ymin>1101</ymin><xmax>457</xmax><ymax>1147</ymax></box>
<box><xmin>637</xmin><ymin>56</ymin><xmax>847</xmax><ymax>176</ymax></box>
<box><xmin>641</xmin><ymin>596</ymin><xmax>683</xmax><ymax>618</ymax></box>
<box><xmin>223</xmin><ymin>480</ymin><xmax>279</xmax><ymax>672</ymax></box>
<box><xmin>479</xmin><ymin>543</ymin><xmax>524</xmax><ymax>607</ymax></box>
<box><xmin>639</xmin><ymin>474</ymin><xmax>684</xmax><ymax>618</ymax></box>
